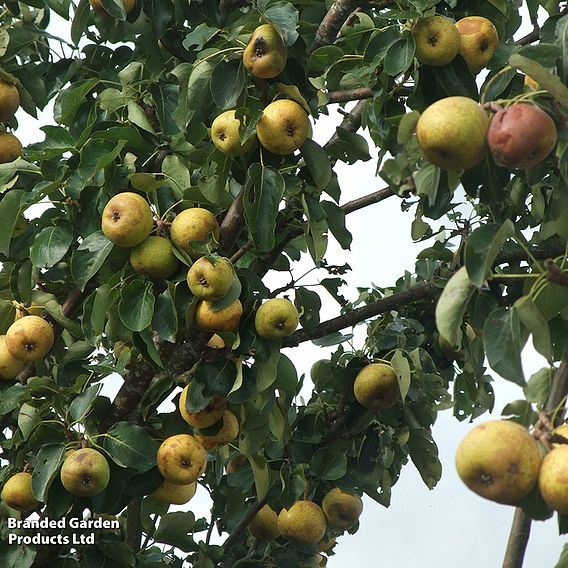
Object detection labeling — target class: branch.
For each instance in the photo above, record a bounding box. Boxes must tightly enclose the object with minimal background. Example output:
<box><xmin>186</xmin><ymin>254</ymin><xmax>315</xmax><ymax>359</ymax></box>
<box><xmin>341</xmin><ymin>186</ymin><xmax>394</xmax><ymax>214</ymax></box>
<box><xmin>310</xmin><ymin>0</ymin><xmax>361</xmax><ymax>54</ymax></box>
<box><xmin>327</xmin><ymin>87</ymin><xmax>374</xmax><ymax>104</ymax></box>
<box><xmin>325</xmin><ymin>99</ymin><xmax>367</xmax><ymax>150</ymax></box>
<box><xmin>220</xmin><ymin>189</ymin><xmax>245</xmax><ymax>256</ymax></box>
<box><xmin>544</xmin><ymin>258</ymin><xmax>568</xmax><ymax>287</ymax></box>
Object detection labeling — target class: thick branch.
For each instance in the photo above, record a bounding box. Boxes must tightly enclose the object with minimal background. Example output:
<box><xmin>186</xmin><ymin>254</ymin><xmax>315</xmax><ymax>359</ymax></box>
<box><xmin>341</xmin><ymin>186</ymin><xmax>394</xmax><ymax>214</ymax></box>
<box><xmin>310</xmin><ymin>0</ymin><xmax>361</xmax><ymax>54</ymax></box>
<box><xmin>327</xmin><ymin>87</ymin><xmax>374</xmax><ymax>104</ymax></box>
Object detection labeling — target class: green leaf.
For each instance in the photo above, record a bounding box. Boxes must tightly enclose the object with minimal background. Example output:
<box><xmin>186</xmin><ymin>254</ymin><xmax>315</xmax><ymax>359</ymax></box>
<box><xmin>118</xmin><ymin>279</ymin><xmax>155</xmax><ymax>332</ymax></box>
<box><xmin>407</xmin><ymin>428</ymin><xmax>441</xmax><ymax>489</ymax></box>
<box><xmin>391</xmin><ymin>350</ymin><xmax>411</xmax><ymax>401</ymax></box>
<box><xmin>321</xmin><ymin>201</ymin><xmax>352</xmax><ymax>250</ymax></box>
<box><xmin>71</xmin><ymin>0</ymin><xmax>91</xmax><ymax>45</ymax></box>
<box><xmin>414</xmin><ymin>162</ymin><xmax>441</xmax><ymax>206</ymax></box>
<box><xmin>32</xmin><ymin>444</ymin><xmax>65</xmax><ymax>502</ymax></box>
<box><xmin>70</xmin><ymin>231</ymin><xmax>114</xmax><ymax>291</ymax></box>
<box><xmin>311</xmin><ymin>447</ymin><xmax>347</xmax><ymax>480</ymax></box>
<box><xmin>0</xmin><ymin>383</ymin><xmax>27</xmax><ymax>415</ymax></box>
<box><xmin>264</xmin><ymin>1</ymin><xmax>299</xmax><ymax>46</ymax></box>
<box><xmin>103</xmin><ymin>421</ymin><xmax>158</xmax><ymax>472</ymax></box>
<box><xmin>153</xmin><ymin>511</ymin><xmax>196</xmax><ymax>552</ymax></box>
<box><xmin>152</xmin><ymin>284</ymin><xmax>178</xmax><ymax>343</ymax></box>
<box><xmin>45</xmin><ymin>0</ymin><xmax>72</xmax><ymax>19</ymax></box>
<box><xmin>210</xmin><ymin>60</ymin><xmax>246</xmax><ymax>110</ymax></box>
<box><xmin>30</xmin><ymin>221</ymin><xmax>74</xmax><ymax>268</ymax></box>
<box><xmin>18</xmin><ymin>403</ymin><xmax>41</xmax><ymax>440</ymax></box>
<box><xmin>54</xmin><ymin>79</ymin><xmax>99</xmax><ymax>125</ymax></box>
<box><xmin>255</xmin><ymin>340</ymin><xmax>281</xmax><ymax>392</ymax></box>
<box><xmin>384</xmin><ymin>34</ymin><xmax>415</xmax><ymax>76</ymax></box>
<box><xmin>78</xmin><ymin>138</ymin><xmax>126</xmax><ymax>180</ymax></box>
<box><xmin>0</xmin><ymin>189</ymin><xmax>23</xmax><ymax>256</ymax></box>
<box><xmin>326</xmin><ymin>127</ymin><xmax>371</xmax><ymax>164</ymax></box>
<box><xmin>301</xmin><ymin>138</ymin><xmax>332</xmax><ymax>190</ymax></box>
<box><xmin>0</xmin><ymin>544</ymin><xmax>36</xmax><ymax>568</ymax></box>
<box><xmin>523</xmin><ymin>367</ymin><xmax>551</xmax><ymax>405</ymax></box>
<box><xmin>249</xmin><ymin>453</ymin><xmax>270</xmax><ymax>500</ymax></box>
<box><xmin>515</xmin><ymin>296</ymin><xmax>553</xmax><ymax>360</ymax></box>
<box><xmin>183</xmin><ymin>23</ymin><xmax>220</xmax><ymax>50</ymax></box>
<box><xmin>26</xmin><ymin>126</ymin><xmax>76</xmax><ymax>160</ymax></box>
<box><xmin>69</xmin><ymin>384</ymin><xmax>101</xmax><ymax>422</ymax></box>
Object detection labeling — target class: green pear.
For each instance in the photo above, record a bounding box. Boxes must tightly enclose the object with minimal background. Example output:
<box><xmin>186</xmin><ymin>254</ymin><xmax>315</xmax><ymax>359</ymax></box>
<box><xmin>249</xmin><ymin>504</ymin><xmax>280</xmax><ymax>540</ymax></box>
<box><xmin>102</xmin><ymin>192</ymin><xmax>153</xmax><ymax>247</ymax></box>
<box><xmin>0</xmin><ymin>80</ymin><xmax>20</xmax><ymax>122</ymax></box>
<box><xmin>157</xmin><ymin>434</ymin><xmax>207</xmax><ymax>485</ymax></box>
<box><xmin>130</xmin><ymin>236</ymin><xmax>179</xmax><ymax>279</ymax></box>
<box><xmin>0</xmin><ymin>132</ymin><xmax>22</xmax><ymax>164</ymax></box>
<box><xmin>538</xmin><ymin>445</ymin><xmax>568</xmax><ymax>514</ymax></box>
<box><xmin>170</xmin><ymin>208</ymin><xmax>220</xmax><ymax>258</ymax></box>
<box><xmin>187</xmin><ymin>256</ymin><xmax>234</xmax><ymax>300</ymax></box>
<box><xmin>149</xmin><ymin>480</ymin><xmax>197</xmax><ymax>505</ymax></box>
<box><xmin>255</xmin><ymin>298</ymin><xmax>299</xmax><ymax>339</ymax></box>
<box><xmin>412</xmin><ymin>15</ymin><xmax>460</xmax><ymax>66</ymax></box>
<box><xmin>321</xmin><ymin>488</ymin><xmax>363</xmax><ymax>530</ymax></box>
<box><xmin>416</xmin><ymin>96</ymin><xmax>489</xmax><ymax>170</ymax></box>
<box><xmin>211</xmin><ymin>110</ymin><xmax>256</xmax><ymax>157</ymax></box>
<box><xmin>455</xmin><ymin>420</ymin><xmax>541</xmax><ymax>504</ymax></box>
<box><xmin>179</xmin><ymin>385</ymin><xmax>227</xmax><ymax>428</ymax></box>
<box><xmin>5</xmin><ymin>315</ymin><xmax>54</xmax><ymax>362</ymax></box>
<box><xmin>60</xmin><ymin>448</ymin><xmax>111</xmax><ymax>497</ymax></box>
<box><xmin>277</xmin><ymin>500</ymin><xmax>327</xmax><ymax>544</ymax></box>
<box><xmin>256</xmin><ymin>99</ymin><xmax>310</xmax><ymax>155</ymax></box>
<box><xmin>456</xmin><ymin>16</ymin><xmax>499</xmax><ymax>74</ymax></box>
<box><xmin>1</xmin><ymin>472</ymin><xmax>39</xmax><ymax>512</ymax></box>
<box><xmin>353</xmin><ymin>363</ymin><xmax>399</xmax><ymax>411</ymax></box>
<box><xmin>243</xmin><ymin>23</ymin><xmax>287</xmax><ymax>79</ymax></box>
<box><xmin>0</xmin><ymin>335</ymin><xmax>25</xmax><ymax>379</ymax></box>
<box><xmin>194</xmin><ymin>298</ymin><xmax>243</xmax><ymax>333</ymax></box>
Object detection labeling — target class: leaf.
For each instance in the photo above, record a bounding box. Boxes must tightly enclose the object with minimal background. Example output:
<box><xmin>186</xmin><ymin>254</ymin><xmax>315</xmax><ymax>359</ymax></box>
<box><xmin>183</xmin><ymin>23</ymin><xmax>219</xmax><ymax>50</ymax></box>
<box><xmin>384</xmin><ymin>34</ymin><xmax>415</xmax><ymax>76</ymax></box>
<box><xmin>515</xmin><ymin>296</ymin><xmax>553</xmax><ymax>360</ymax></box>
<box><xmin>321</xmin><ymin>201</ymin><xmax>352</xmax><ymax>250</ymax></box>
<box><xmin>311</xmin><ymin>447</ymin><xmax>347</xmax><ymax>480</ymax></box>
<box><xmin>210</xmin><ymin>60</ymin><xmax>246</xmax><ymax>110</ymax></box>
<box><xmin>32</xmin><ymin>444</ymin><xmax>65</xmax><ymax>502</ymax></box>
<box><xmin>326</xmin><ymin>128</ymin><xmax>371</xmax><ymax>164</ymax></box>
<box><xmin>70</xmin><ymin>231</ymin><xmax>114</xmax><ymax>291</ymax></box>
<box><xmin>391</xmin><ymin>350</ymin><xmax>411</xmax><ymax>401</ymax></box>
<box><xmin>71</xmin><ymin>0</ymin><xmax>91</xmax><ymax>45</ymax></box>
<box><xmin>54</xmin><ymin>79</ymin><xmax>99</xmax><ymax>125</ymax></box>
<box><xmin>414</xmin><ymin>162</ymin><xmax>441</xmax><ymax>206</ymax></box>
<box><xmin>301</xmin><ymin>138</ymin><xmax>332</xmax><ymax>190</ymax></box>
<box><xmin>78</xmin><ymin>138</ymin><xmax>126</xmax><ymax>180</ymax></box>
<box><xmin>153</xmin><ymin>511</ymin><xmax>196</xmax><ymax>552</ymax></box>
<box><xmin>69</xmin><ymin>384</ymin><xmax>101</xmax><ymax>422</ymax></box>
<box><xmin>407</xmin><ymin>428</ymin><xmax>441</xmax><ymax>489</ymax></box>
<box><xmin>103</xmin><ymin>421</ymin><xmax>158</xmax><ymax>472</ymax></box>
<box><xmin>45</xmin><ymin>0</ymin><xmax>72</xmax><ymax>19</ymax></box>
<box><xmin>0</xmin><ymin>544</ymin><xmax>36</xmax><ymax>568</ymax></box>
<box><xmin>0</xmin><ymin>189</ymin><xmax>23</xmax><ymax>255</ymax></box>
<box><xmin>264</xmin><ymin>1</ymin><xmax>299</xmax><ymax>46</ymax></box>
<box><xmin>30</xmin><ymin>221</ymin><xmax>74</xmax><ymax>268</ymax></box>
<box><xmin>249</xmin><ymin>453</ymin><xmax>270</xmax><ymax>500</ymax></box>
<box><xmin>152</xmin><ymin>284</ymin><xmax>178</xmax><ymax>343</ymax></box>
<box><xmin>18</xmin><ymin>403</ymin><xmax>40</xmax><ymax>440</ymax></box>
<box><xmin>255</xmin><ymin>341</ymin><xmax>281</xmax><ymax>392</ymax></box>
<box><xmin>118</xmin><ymin>279</ymin><xmax>155</xmax><ymax>332</ymax></box>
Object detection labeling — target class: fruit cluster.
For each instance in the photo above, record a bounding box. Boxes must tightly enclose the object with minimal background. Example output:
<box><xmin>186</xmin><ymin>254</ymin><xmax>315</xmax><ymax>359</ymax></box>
<box><xmin>0</xmin><ymin>78</ymin><xmax>22</xmax><ymax>164</ymax></box>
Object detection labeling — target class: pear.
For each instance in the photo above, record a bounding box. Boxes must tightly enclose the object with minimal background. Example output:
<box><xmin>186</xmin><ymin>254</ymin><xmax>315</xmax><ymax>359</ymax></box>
<box><xmin>170</xmin><ymin>208</ymin><xmax>220</xmax><ymax>258</ymax></box>
<box><xmin>179</xmin><ymin>384</ymin><xmax>227</xmax><ymax>429</ymax></box>
<box><xmin>187</xmin><ymin>256</ymin><xmax>234</xmax><ymax>301</ymax></box>
<box><xmin>211</xmin><ymin>110</ymin><xmax>256</xmax><ymax>157</ymax></box>
<box><xmin>60</xmin><ymin>448</ymin><xmax>111</xmax><ymax>497</ymax></box>
<box><xmin>249</xmin><ymin>504</ymin><xmax>281</xmax><ymax>540</ymax></box>
<box><xmin>412</xmin><ymin>16</ymin><xmax>461</xmax><ymax>67</ymax></box>
<box><xmin>0</xmin><ymin>335</ymin><xmax>25</xmax><ymax>379</ymax></box>
<box><xmin>130</xmin><ymin>235</ymin><xmax>179</xmax><ymax>279</ymax></box>
<box><xmin>552</xmin><ymin>423</ymin><xmax>568</xmax><ymax>447</ymax></box>
<box><xmin>321</xmin><ymin>488</ymin><xmax>363</xmax><ymax>530</ymax></box>
<box><xmin>207</xmin><ymin>334</ymin><xmax>226</xmax><ymax>349</ymax></box>
<box><xmin>455</xmin><ymin>420</ymin><xmax>541</xmax><ymax>505</ymax></box>
<box><xmin>196</xmin><ymin>410</ymin><xmax>239</xmax><ymax>450</ymax></box>
<box><xmin>149</xmin><ymin>480</ymin><xmax>197</xmax><ymax>505</ymax></box>
<box><xmin>277</xmin><ymin>500</ymin><xmax>327</xmax><ymax>544</ymax></box>
<box><xmin>243</xmin><ymin>24</ymin><xmax>287</xmax><ymax>79</ymax></box>
<box><xmin>319</xmin><ymin>536</ymin><xmax>336</xmax><ymax>552</ymax></box>
<box><xmin>0</xmin><ymin>80</ymin><xmax>20</xmax><ymax>122</ymax></box>
<box><xmin>157</xmin><ymin>434</ymin><xmax>207</xmax><ymax>485</ymax></box>
<box><xmin>487</xmin><ymin>104</ymin><xmax>557</xmax><ymax>169</ymax></box>
<box><xmin>539</xmin><ymin>445</ymin><xmax>568</xmax><ymax>513</ymax></box>
<box><xmin>102</xmin><ymin>192</ymin><xmax>153</xmax><ymax>248</ymax></box>
<box><xmin>255</xmin><ymin>298</ymin><xmax>299</xmax><ymax>339</ymax></box>
<box><xmin>5</xmin><ymin>315</ymin><xmax>54</xmax><ymax>362</ymax></box>
<box><xmin>353</xmin><ymin>363</ymin><xmax>399</xmax><ymax>411</ymax></box>
<box><xmin>0</xmin><ymin>132</ymin><xmax>22</xmax><ymax>163</ymax></box>
<box><xmin>1</xmin><ymin>472</ymin><xmax>39</xmax><ymax>512</ymax></box>
<box><xmin>89</xmin><ymin>0</ymin><xmax>135</xmax><ymax>17</ymax></box>
<box><xmin>256</xmin><ymin>99</ymin><xmax>310</xmax><ymax>155</ymax></box>
<box><xmin>455</xmin><ymin>16</ymin><xmax>499</xmax><ymax>74</ymax></box>
<box><xmin>194</xmin><ymin>298</ymin><xmax>243</xmax><ymax>333</ymax></box>
<box><xmin>416</xmin><ymin>96</ymin><xmax>489</xmax><ymax>170</ymax></box>
<box><xmin>14</xmin><ymin>301</ymin><xmax>46</xmax><ymax>320</ymax></box>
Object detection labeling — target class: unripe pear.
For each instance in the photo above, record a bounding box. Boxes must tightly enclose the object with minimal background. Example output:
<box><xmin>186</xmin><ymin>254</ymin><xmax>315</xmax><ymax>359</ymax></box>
<box><xmin>170</xmin><ymin>208</ymin><xmax>220</xmax><ymax>258</ymax></box>
<box><xmin>455</xmin><ymin>16</ymin><xmax>499</xmax><ymax>74</ymax></box>
<box><xmin>157</xmin><ymin>434</ymin><xmax>207</xmax><ymax>485</ymax></box>
<box><xmin>130</xmin><ymin>236</ymin><xmax>179</xmax><ymax>279</ymax></box>
<box><xmin>256</xmin><ymin>100</ymin><xmax>310</xmax><ymax>155</ymax></box>
<box><xmin>149</xmin><ymin>480</ymin><xmax>196</xmax><ymax>505</ymax></box>
<box><xmin>211</xmin><ymin>110</ymin><xmax>256</xmax><ymax>157</ymax></box>
<box><xmin>249</xmin><ymin>504</ymin><xmax>281</xmax><ymax>540</ymax></box>
<box><xmin>412</xmin><ymin>16</ymin><xmax>461</xmax><ymax>67</ymax></box>
<box><xmin>196</xmin><ymin>410</ymin><xmax>239</xmax><ymax>450</ymax></box>
<box><xmin>0</xmin><ymin>335</ymin><xmax>25</xmax><ymax>379</ymax></box>
<box><xmin>243</xmin><ymin>24</ymin><xmax>287</xmax><ymax>79</ymax></box>
<box><xmin>60</xmin><ymin>448</ymin><xmax>111</xmax><ymax>497</ymax></box>
<box><xmin>102</xmin><ymin>192</ymin><xmax>153</xmax><ymax>248</ymax></box>
<box><xmin>194</xmin><ymin>298</ymin><xmax>243</xmax><ymax>333</ymax></box>
<box><xmin>321</xmin><ymin>488</ymin><xmax>363</xmax><ymax>530</ymax></box>
<box><xmin>187</xmin><ymin>256</ymin><xmax>234</xmax><ymax>301</ymax></box>
<box><xmin>5</xmin><ymin>315</ymin><xmax>54</xmax><ymax>362</ymax></box>
<box><xmin>0</xmin><ymin>132</ymin><xmax>22</xmax><ymax>163</ymax></box>
<box><xmin>353</xmin><ymin>363</ymin><xmax>399</xmax><ymax>411</ymax></box>
<box><xmin>1</xmin><ymin>472</ymin><xmax>39</xmax><ymax>512</ymax></box>
<box><xmin>179</xmin><ymin>385</ymin><xmax>227</xmax><ymax>429</ymax></box>
<box><xmin>0</xmin><ymin>80</ymin><xmax>20</xmax><ymax>122</ymax></box>
<box><xmin>255</xmin><ymin>297</ymin><xmax>299</xmax><ymax>339</ymax></box>
<box><xmin>277</xmin><ymin>501</ymin><xmax>327</xmax><ymax>544</ymax></box>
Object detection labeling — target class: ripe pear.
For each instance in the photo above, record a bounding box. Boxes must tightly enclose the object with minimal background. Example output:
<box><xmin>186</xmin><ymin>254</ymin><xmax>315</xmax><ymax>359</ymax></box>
<box><xmin>0</xmin><ymin>80</ymin><xmax>20</xmax><ymax>122</ymax></box>
<box><xmin>14</xmin><ymin>301</ymin><xmax>46</xmax><ymax>321</ymax></box>
<box><xmin>412</xmin><ymin>15</ymin><xmax>460</xmax><ymax>67</ymax></box>
<box><xmin>196</xmin><ymin>410</ymin><xmax>239</xmax><ymax>450</ymax></box>
<box><xmin>102</xmin><ymin>192</ymin><xmax>153</xmax><ymax>248</ymax></box>
<box><xmin>416</xmin><ymin>96</ymin><xmax>489</xmax><ymax>170</ymax></box>
<box><xmin>249</xmin><ymin>504</ymin><xmax>281</xmax><ymax>540</ymax></box>
<box><xmin>60</xmin><ymin>448</ymin><xmax>111</xmax><ymax>497</ymax></box>
<box><xmin>552</xmin><ymin>423</ymin><xmax>568</xmax><ymax>447</ymax></box>
<box><xmin>0</xmin><ymin>132</ymin><xmax>22</xmax><ymax>163</ymax></box>
<box><xmin>89</xmin><ymin>0</ymin><xmax>135</xmax><ymax>17</ymax></box>
<box><xmin>149</xmin><ymin>480</ymin><xmax>196</xmax><ymax>505</ymax></box>
<box><xmin>455</xmin><ymin>420</ymin><xmax>542</xmax><ymax>505</ymax></box>
<box><xmin>256</xmin><ymin>99</ymin><xmax>310</xmax><ymax>155</ymax></box>
<box><xmin>277</xmin><ymin>500</ymin><xmax>327</xmax><ymax>544</ymax></box>
<box><xmin>130</xmin><ymin>236</ymin><xmax>179</xmax><ymax>279</ymax></box>
<box><xmin>207</xmin><ymin>333</ymin><xmax>226</xmax><ymax>349</ymax></box>
<box><xmin>0</xmin><ymin>335</ymin><xmax>25</xmax><ymax>379</ymax></box>
<box><xmin>487</xmin><ymin>104</ymin><xmax>557</xmax><ymax>169</ymax></box>
<box><xmin>539</xmin><ymin>445</ymin><xmax>568</xmax><ymax>513</ymax></box>
<box><xmin>455</xmin><ymin>16</ymin><xmax>499</xmax><ymax>74</ymax></box>
<box><xmin>187</xmin><ymin>256</ymin><xmax>234</xmax><ymax>301</ymax></box>
<box><xmin>170</xmin><ymin>208</ymin><xmax>220</xmax><ymax>258</ymax></box>
<box><xmin>353</xmin><ymin>363</ymin><xmax>399</xmax><ymax>411</ymax></box>
<box><xmin>243</xmin><ymin>23</ymin><xmax>287</xmax><ymax>79</ymax></box>
<box><xmin>255</xmin><ymin>297</ymin><xmax>299</xmax><ymax>339</ymax></box>
<box><xmin>321</xmin><ymin>488</ymin><xmax>363</xmax><ymax>530</ymax></box>
<box><xmin>5</xmin><ymin>315</ymin><xmax>54</xmax><ymax>362</ymax></box>
<box><xmin>211</xmin><ymin>110</ymin><xmax>256</xmax><ymax>157</ymax></box>
<box><xmin>157</xmin><ymin>434</ymin><xmax>207</xmax><ymax>485</ymax></box>
<box><xmin>194</xmin><ymin>298</ymin><xmax>243</xmax><ymax>333</ymax></box>
<box><xmin>179</xmin><ymin>385</ymin><xmax>227</xmax><ymax>429</ymax></box>
<box><xmin>1</xmin><ymin>472</ymin><xmax>39</xmax><ymax>512</ymax></box>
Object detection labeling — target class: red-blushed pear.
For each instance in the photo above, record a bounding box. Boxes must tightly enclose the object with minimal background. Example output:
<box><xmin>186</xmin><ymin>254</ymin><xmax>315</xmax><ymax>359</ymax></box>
<box><xmin>129</xmin><ymin>236</ymin><xmax>179</xmax><ymax>279</ymax></box>
<box><xmin>243</xmin><ymin>24</ymin><xmax>287</xmax><ymax>79</ymax></box>
<box><xmin>0</xmin><ymin>335</ymin><xmax>25</xmax><ymax>379</ymax></box>
<box><xmin>196</xmin><ymin>410</ymin><xmax>239</xmax><ymax>450</ymax></box>
<box><xmin>256</xmin><ymin>99</ymin><xmax>310</xmax><ymax>155</ymax></box>
<box><xmin>179</xmin><ymin>384</ymin><xmax>227</xmax><ymax>429</ymax></box>
<box><xmin>194</xmin><ymin>298</ymin><xmax>243</xmax><ymax>333</ymax></box>
<box><xmin>170</xmin><ymin>208</ymin><xmax>220</xmax><ymax>258</ymax></box>
<box><xmin>149</xmin><ymin>480</ymin><xmax>197</xmax><ymax>505</ymax></box>
<box><xmin>0</xmin><ymin>132</ymin><xmax>22</xmax><ymax>164</ymax></box>
<box><xmin>60</xmin><ymin>448</ymin><xmax>111</xmax><ymax>497</ymax></box>
<box><xmin>0</xmin><ymin>80</ymin><xmax>20</xmax><ymax>122</ymax></box>
<box><xmin>455</xmin><ymin>420</ymin><xmax>542</xmax><ymax>504</ymax></box>
<box><xmin>412</xmin><ymin>15</ymin><xmax>461</xmax><ymax>66</ymax></box>
<box><xmin>187</xmin><ymin>256</ymin><xmax>234</xmax><ymax>301</ymax></box>
<box><xmin>277</xmin><ymin>500</ymin><xmax>327</xmax><ymax>544</ymax></box>
<box><xmin>455</xmin><ymin>16</ymin><xmax>499</xmax><ymax>74</ymax></box>
<box><xmin>101</xmin><ymin>192</ymin><xmax>153</xmax><ymax>248</ymax></box>
<box><xmin>416</xmin><ymin>96</ymin><xmax>489</xmax><ymax>170</ymax></box>
<box><xmin>5</xmin><ymin>315</ymin><xmax>54</xmax><ymax>362</ymax></box>
<box><xmin>211</xmin><ymin>110</ymin><xmax>256</xmax><ymax>156</ymax></box>
<box><xmin>538</xmin><ymin>445</ymin><xmax>568</xmax><ymax>514</ymax></box>
<box><xmin>89</xmin><ymin>0</ymin><xmax>135</xmax><ymax>17</ymax></box>
<box><xmin>487</xmin><ymin>104</ymin><xmax>557</xmax><ymax>169</ymax></box>
<box><xmin>321</xmin><ymin>488</ymin><xmax>363</xmax><ymax>530</ymax></box>
<box><xmin>255</xmin><ymin>298</ymin><xmax>299</xmax><ymax>339</ymax></box>
<box><xmin>353</xmin><ymin>363</ymin><xmax>400</xmax><ymax>411</ymax></box>
<box><xmin>1</xmin><ymin>472</ymin><xmax>39</xmax><ymax>512</ymax></box>
<box><xmin>249</xmin><ymin>504</ymin><xmax>281</xmax><ymax>540</ymax></box>
<box><xmin>157</xmin><ymin>434</ymin><xmax>207</xmax><ymax>485</ymax></box>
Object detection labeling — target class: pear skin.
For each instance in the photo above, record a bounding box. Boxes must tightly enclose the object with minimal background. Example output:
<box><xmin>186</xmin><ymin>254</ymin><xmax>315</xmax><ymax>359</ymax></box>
<box><xmin>456</xmin><ymin>16</ymin><xmax>499</xmax><ymax>74</ymax></box>
<box><xmin>256</xmin><ymin>100</ymin><xmax>310</xmax><ymax>155</ymax></box>
<box><xmin>321</xmin><ymin>488</ymin><xmax>363</xmax><ymax>530</ymax></box>
<box><xmin>0</xmin><ymin>80</ymin><xmax>20</xmax><ymax>122</ymax></box>
<box><xmin>0</xmin><ymin>335</ymin><xmax>25</xmax><ymax>379</ymax></box>
<box><xmin>194</xmin><ymin>299</ymin><xmax>243</xmax><ymax>333</ymax></box>
<box><xmin>157</xmin><ymin>434</ymin><xmax>207</xmax><ymax>485</ymax></box>
<box><xmin>130</xmin><ymin>236</ymin><xmax>179</xmax><ymax>279</ymax></box>
<box><xmin>353</xmin><ymin>363</ymin><xmax>399</xmax><ymax>411</ymax></box>
<box><xmin>196</xmin><ymin>410</ymin><xmax>239</xmax><ymax>450</ymax></box>
<box><xmin>5</xmin><ymin>315</ymin><xmax>55</xmax><ymax>362</ymax></box>
<box><xmin>187</xmin><ymin>256</ymin><xmax>234</xmax><ymax>301</ymax></box>
<box><xmin>277</xmin><ymin>500</ymin><xmax>327</xmax><ymax>544</ymax></box>
<box><xmin>249</xmin><ymin>504</ymin><xmax>281</xmax><ymax>540</ymax></box>
<box><xmin>102</xmin><ymin>192</ymin><xmax>153</xmax><ymax>248</ymax></box>
<box><xmin>170</xmin><ymin>208</ymin><xmax>220</xmax><ymax>258</ymax></box>
<box><xmin>243</xmin><ymin>24</ymin><xmax>287</xmax><ymax>79</ymax></box>
<box><xmin>255</xmin><ymin>298</ymin><xmax>299</xmax><ymax>339</ymax></box>
<box><xmin>412</xmin><ymin>16</ymin><xmax>461</xmax><ymax>66</ymax></box>
<box><xmin>0</xmin><ymin>132</ymin><xmax>22</xmax><ymax>164</ymax></box>
<box><xmin>149</xmin><ymin>480</ymin><xmax>197</xmax><ymax>505</ymax></box>
<box><xmin>60</xmin><ymin>448</ymin><xmax>111</xmax><ymax>497</ymax></box>
<box><xmin>539</xmin><ymin>445</ymin><xmax>568</xmax><ymax>514</ymax></box>
<box><xmin>1</xmin><ymin>472</ymin><xmax>39</xmax><ymax>512</ymax></box>
<box><xmin>211</xmin><ymin>110</ymin><xmax>256</xmax><ymax>157</ymax></box>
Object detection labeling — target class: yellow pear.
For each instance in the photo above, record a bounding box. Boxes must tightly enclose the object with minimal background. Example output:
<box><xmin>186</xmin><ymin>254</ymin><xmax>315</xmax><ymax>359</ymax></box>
<box><xmin>0</xmin><ymin>335</ymin><xmax>25</xmax><ymax>379</ymax></box>
<box><xmin>211</xmin><ymin>110</ymin><xmax>256</xmax><ymax>157</ymax></box>
<box><xmin>539</xmin><ymin>445</ymin><xmax>568</xmax><ymax>514</ymax></box>
<box><xmin>416</xmin><ymin>96</ymin><xmax>489</xmax><ymax>170</ymax></box>
<box><xmin>170</xmin><ymin>208</ymin><xmax>220</xmax><ymax>258</ymax></box>
<box><xmin>455</xmin><ymin>16</ymin><xmax>499</xmax><ymax>74</ymax></box>
<box><xmin>187</xmin><ymin>256</ymin><xmax>234</xmax><ymax>301</ymax></box>
<box><xmin>207</xmin><ymin>334</ymin><xmax>226</xmax><ymax>349</ymax></box>
<box><xmin>255</xmin><ymin>298</ymin><xmax>299</xmax><ymax>339</ymax></box>
<box><xmin>321</xmin><ymin>488</ymin><xmax>363</xmax><ymax>530</ymax></box>
<box><xmin>194</xmin><ymin>298</ymin><xmax>243</xmax><ymax>333</ymax></box>
<box><xmin>149</xmin><ymin>480</ymin><xmax>196</xmax><ymax>505</ymax></box>
<box><xmin>353</xmin><ymin>363</ymin><xmax>399</xmax><ymax>411</ymax></box>
<box><xmin>179</xmin><ymin>385</ymin><xmax>227</xmax><ymax>429</ymax></box>
<box><xmin>455</xmin><ymin>420</ymin><xmax>542</xmax><ymax>504</ymax></box>
<box><xmin>552</xmin><ymin>423</ymin><xmax>568</xmax><ymax>447</ymax></box>
<box><xmin>1</xmin><ymin>472</ymin><xmax>39</xmax><ymax>512</ymax></box>
<box><xmin>157</xmin><ymin>434</ymin><xmax>207</xmax><ymax>485</ymax></box>
<box><xmin>102</xmin><ymin>192</ymin><xmax>153</xmax><ymax>248</ymax></box>
<box><xmin>243</xmin><ymin>23</ymin><xmax>287</xmax><ymax>79</ymax></box>
<box><xmin>412</xmin><ymin>15</ymin><xmax>460</xmax><ymax>66</ymax></box>
<box><xmin>277</xmin><ymin>501</ymin><xmax>327</xmax><ymax>544</ymax></box>
<box><xmin>248</xmin><ymin>504</ymin><xmax>281</xmax><ymax>540</ymax></box>
<box><xmin>196</xmin><ymin>410</ymin><xmax>239</xmax><ymax>450</ymax></box>
<box><xmin>5</xmin><ymin>315</ymin><xmax>54</xmax><ymax>362</ymax></box>
<box><xmin>129</xmin><ymin>236</ymin><xmax>179</xmax><ymax>279</ymax></box>
<box><xmin>0</xmin><ymin>132</ymin><xmax>22</xmax><ymax>163</ymax></box>
<box><xmin>14</xmin><ymin>301</ymin><xmax>46</xmax><ymax>321</ymax></box>
<box><xmin>60</xmin><ymin>448</ymin><xmax>111</xmax><ymax>497</ymax></box>
<box><xmin>0</xmin><ymin>80</ymin><xmax>20</xmax><ymax>122</ymax></box>
<box><xmin>256</xmin><ymin>100</ymin><xmax>310</xmax><ymax>155</ymax></box>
